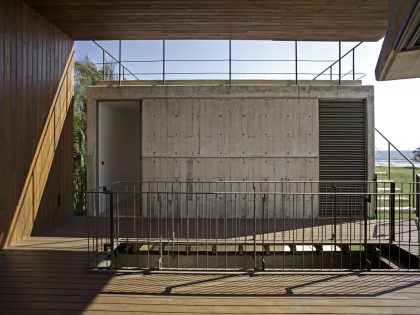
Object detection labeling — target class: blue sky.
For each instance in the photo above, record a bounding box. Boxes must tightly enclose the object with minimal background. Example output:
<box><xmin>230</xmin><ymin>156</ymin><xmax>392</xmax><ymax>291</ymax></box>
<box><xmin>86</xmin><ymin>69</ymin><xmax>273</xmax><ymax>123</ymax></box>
<box><xmin>75</xmin><ymin>40</ymin><xmax>420</xmax><ymax>150</ymax></box>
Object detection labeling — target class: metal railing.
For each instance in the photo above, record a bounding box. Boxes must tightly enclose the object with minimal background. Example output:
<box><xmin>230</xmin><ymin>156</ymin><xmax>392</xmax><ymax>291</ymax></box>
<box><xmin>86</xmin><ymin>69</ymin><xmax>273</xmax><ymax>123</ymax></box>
<box><xmin>92</xmin><ymin>40</ymin><xmax>366</xmax><ymax>85</ymax></box>
<box><xmin>93</xmin><ymin>40</ymin><xmax>140</xmax><ymax>83</ymax></box>
<box><xmin>313</xmin><ymin>42</ymin><xmax>363</xmax><ymax>83</ymax></box>
<box><xmin>86</xmin><ymin>180</ymin><xmax>420</xmax><ymax>272</ymax></box>
<box><xmin>375</xmin><ymin>128</ymin><xmax>416</xmax><ymax>184</ymax></box>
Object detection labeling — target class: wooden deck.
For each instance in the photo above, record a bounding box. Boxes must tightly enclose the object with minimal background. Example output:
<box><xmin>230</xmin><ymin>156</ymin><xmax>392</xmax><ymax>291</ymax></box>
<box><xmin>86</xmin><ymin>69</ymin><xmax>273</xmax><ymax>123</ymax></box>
<box><xmin>1</xmin><ymin>217</ymin><xmax>420</xmax><ymax>314</ymax></box>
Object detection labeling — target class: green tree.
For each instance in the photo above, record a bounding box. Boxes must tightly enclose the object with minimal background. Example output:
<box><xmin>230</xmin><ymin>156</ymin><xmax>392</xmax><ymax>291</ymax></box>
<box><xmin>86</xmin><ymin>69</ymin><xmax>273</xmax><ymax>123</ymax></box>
<box><xmin>413</xmin><ymin>147</ymin><xmax>420</xmax><ymax>162</ymax></box>
<box><xmin>74</xmin><ymin>56</ymin><xmax>102</xmax><ymax>112</ymax></box>
<box><xmin>73</xmin><ymin>108</ymin><xmax>87</xmax><ymax>215</ymax></box>
<box><xmin>73</xmin><ymin>55</ymin><xmax>109</xmax><ymax>215</ymax></box>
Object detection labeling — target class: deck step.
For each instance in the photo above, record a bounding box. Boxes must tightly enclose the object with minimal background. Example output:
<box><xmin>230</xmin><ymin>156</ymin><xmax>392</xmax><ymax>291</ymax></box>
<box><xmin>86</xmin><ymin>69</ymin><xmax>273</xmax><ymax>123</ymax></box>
<box><xmin>377</xmin><ymin>196</ymin><xmax>410</xmax><ymax>201</ymax></box>
<box><xmin>377</xmin><ymin>187</ymin><xmax>402</xmax><ymax>191</ymax></box>
<box><xmin>376</xmin><ymin>207</ymin><xmax>414</xmax><ymax>212</ymax></box>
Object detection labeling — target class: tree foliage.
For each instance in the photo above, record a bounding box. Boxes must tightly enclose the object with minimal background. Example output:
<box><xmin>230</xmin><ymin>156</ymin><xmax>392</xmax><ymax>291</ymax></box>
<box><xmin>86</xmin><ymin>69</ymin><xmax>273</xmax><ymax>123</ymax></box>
<box><xmin>413</xmin><ymin>147</ymin><xmax>420</xmax><ymax>162</ymax></box>
<box><xmin>73</xmin><ymin>108</ymin><xmax>87</xmax><ymax>215</ymax></box>
<box><xmin>73</xmin><ymin>55</ymin><xmax>105</xmax><ymax>215</ymax></box>
<box><xmin>74</xmin><ymin>56</ymin><xmax>102</xmax><ymax>112</ymax></box>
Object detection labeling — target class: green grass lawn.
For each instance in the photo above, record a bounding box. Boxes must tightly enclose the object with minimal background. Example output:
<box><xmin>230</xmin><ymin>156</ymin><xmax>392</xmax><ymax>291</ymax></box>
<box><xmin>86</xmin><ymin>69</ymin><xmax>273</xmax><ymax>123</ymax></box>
<box><xmin>376</xmin><ymin>212</ymin><xmax>416</xmax><ymax>220</ymax></box>
<box><xmin>375</xmin><ymin>166</ymin><xmax>419</xmax><ymax>184</ymax></box>
<box><xmin>375</xmin><ymin>166</ymin><xmax>420</xmax><ymax>212</ymax></box>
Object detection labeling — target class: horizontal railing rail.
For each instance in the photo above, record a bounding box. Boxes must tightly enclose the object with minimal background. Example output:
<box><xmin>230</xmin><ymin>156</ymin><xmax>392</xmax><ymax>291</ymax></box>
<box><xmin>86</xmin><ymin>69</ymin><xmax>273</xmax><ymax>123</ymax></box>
<box><xmin>375</xmin><ymin>128</ymin><xmax>416</xmax><ymax>183</ymax></box>
<box><xmin>93</xmin><ymin>40</ymin><xmax>140</xmax><ymax>82</ymax></box>
<box><xmin>313</xmin><ymin>42</ymin><xmax>363</xmax><ymax>82</ymax></box>
<box><xmin>92</xmin><ymin>40</ymin><xmax>366</xmax><ymax>85</ymax></box>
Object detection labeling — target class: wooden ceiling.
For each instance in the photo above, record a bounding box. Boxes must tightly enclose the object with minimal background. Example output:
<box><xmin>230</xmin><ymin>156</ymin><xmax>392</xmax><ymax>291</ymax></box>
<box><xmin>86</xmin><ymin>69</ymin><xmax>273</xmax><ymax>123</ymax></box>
<box><xmin>23</xmin><ymin>0</ymin><xmax>388</xmax><ymax>41</ymax></box>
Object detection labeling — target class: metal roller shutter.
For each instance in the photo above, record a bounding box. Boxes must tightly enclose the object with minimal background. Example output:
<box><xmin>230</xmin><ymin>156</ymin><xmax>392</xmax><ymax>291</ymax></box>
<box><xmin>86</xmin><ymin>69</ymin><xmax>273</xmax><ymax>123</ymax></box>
<box><xmin>319</xmin><ymin>101</ymin><xmax>367</xmax><ymax>217</ymax></box>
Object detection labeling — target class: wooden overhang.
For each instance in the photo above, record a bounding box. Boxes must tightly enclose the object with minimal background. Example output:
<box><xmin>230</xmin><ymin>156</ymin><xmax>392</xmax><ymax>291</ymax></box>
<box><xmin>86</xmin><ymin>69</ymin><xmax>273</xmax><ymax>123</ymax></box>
<box><xmin>376</xmin><ymin>0</ymin><xmax>420</xmax><ymax>81</ymax></box>
<box><xmin>23</xmin><ymin>0</ymin><xmax>388</xmax><ymax>41</ymax></box>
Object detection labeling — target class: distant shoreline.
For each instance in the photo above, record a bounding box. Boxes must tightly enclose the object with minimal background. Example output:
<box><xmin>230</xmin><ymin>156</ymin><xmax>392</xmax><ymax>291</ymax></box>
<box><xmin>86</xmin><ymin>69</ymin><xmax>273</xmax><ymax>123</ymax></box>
<box><xmin>375</xmin><ymin>160</ymin><xmax>420</xmax><ymax>168</ymax></box>
<box><xmin>375</xmin><ymin>150</ymin><xmax>418</xmax><ymax>167</ymax></box>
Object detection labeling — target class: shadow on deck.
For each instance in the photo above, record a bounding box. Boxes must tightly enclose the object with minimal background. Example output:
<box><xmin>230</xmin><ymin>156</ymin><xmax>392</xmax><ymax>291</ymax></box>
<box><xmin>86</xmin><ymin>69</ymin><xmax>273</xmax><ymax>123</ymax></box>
<box><xmin>1</xmin><ymin>217</ymin><xmax>420</xmax><ymax>314</ymax></box>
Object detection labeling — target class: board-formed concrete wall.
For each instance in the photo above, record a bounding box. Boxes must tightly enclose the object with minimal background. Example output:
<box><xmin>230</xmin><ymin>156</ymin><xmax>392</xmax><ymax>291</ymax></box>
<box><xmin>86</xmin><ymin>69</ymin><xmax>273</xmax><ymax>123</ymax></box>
<box><xmin>87</xmin><ymin>82</ymin><xmax>374</xmax><ymax>218</ymax></box>
<box><xmin>142</xmin><ymin>97</ymin><xmax>318</xmax><ymax>183</ymax></box>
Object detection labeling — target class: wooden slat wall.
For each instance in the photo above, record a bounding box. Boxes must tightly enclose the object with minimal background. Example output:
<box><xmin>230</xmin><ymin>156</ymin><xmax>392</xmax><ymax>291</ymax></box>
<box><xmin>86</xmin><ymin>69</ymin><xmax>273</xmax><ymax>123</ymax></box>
<box><xmin>0</xmin><ymin>0</ymin><xmax>74</xmax><ymax>248</ymax></box>
<box><xmin>33</xmin><ymin>102</ymin><xmax>74</xmax><ymax>234</ymax></box>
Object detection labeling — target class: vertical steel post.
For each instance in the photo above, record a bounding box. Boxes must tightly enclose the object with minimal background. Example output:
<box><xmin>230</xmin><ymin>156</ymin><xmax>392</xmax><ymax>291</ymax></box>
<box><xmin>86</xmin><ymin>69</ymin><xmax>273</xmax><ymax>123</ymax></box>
<box><xmin>229</xmin><ymin>40</ymin><xmax>232</xmax><ymax>84</ymax></box>
<box><xmin>416</xmin><ymin>174</ymin><xmax>420</xmax><ymax>218</ymax></box>
<box><xmin>352</xmin><ymin>49</ymin><xmax>355</xmax><ymax>80</ymax></box>
<box><xmin>105</xmin><ymin>188</ymin><xmax>115</xmax><ymax>269</ymax></box>
<box><xmin>333</xmin><ymin>184</ymin><xmax>337</xmax><ymax>250</ymax></box>
<box><xmin>295</xmin><ymin>41</ymin><xmax>298</xmax><ymax>85</ymax></box>
<box><xmin>416</xmin><ymin>174</ymin><xmax>420</xmax><ymax>263</ymax></box>
<box><xmin>102</xmin><ymin>49</ymin><xmax>105</xmax><ymax>80</ymax></box>
<box><xmin>253</xmin><ymin>184</ymin><xmax>256</xmax><ymax>271</ymax></box>
<box><xmin>374</xmin><ymin>173</ymin><xmax>378</xmax><ymax>218</ymax></box>
<box><xmin>338</xmin><ymin>41</ymin><xmax>341</xmax><ymax>85</ymax></box>
<box><xmin>364</xmin><ymin>195</ymin><xmax>369</xmax><ymax>270</ymax></box>
<box><xmin>118</xmin><ymin>40</ymin><xmax>122</xmax><ymax>86</ymax></box>
<box><xmin>162</xmin><ymin>40</ymin><xmax>166</xmax><ymax>85</ymax></box>
<box><xmin>388</xmin><ymin>142</ymin><xmax>391</xmax><ymax>180</ymax></box>
<box><xmin>390</xmin><ymin>181</ymin><xmax>396</xmax><ymax>243</ymax></box>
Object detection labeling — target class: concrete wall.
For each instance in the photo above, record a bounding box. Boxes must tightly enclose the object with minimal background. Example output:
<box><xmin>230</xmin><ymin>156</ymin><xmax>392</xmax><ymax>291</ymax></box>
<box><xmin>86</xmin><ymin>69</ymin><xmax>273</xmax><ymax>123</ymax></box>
<box><xmin>87</xmin><ymin>82</ymin><xmax>375</xmax><ymax>218</ymax></box>
<box><xmin>142</xmin><ymin>97</ymin><xmax>318</xmax><ymax>183</ymax></box>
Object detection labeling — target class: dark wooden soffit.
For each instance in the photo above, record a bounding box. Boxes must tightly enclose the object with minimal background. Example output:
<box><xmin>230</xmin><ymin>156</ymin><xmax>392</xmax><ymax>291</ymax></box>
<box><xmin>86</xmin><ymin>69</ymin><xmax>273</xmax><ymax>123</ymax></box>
<box><xmin>376</xmin><ymin>0</ymin><xmax>420</xmax><ymax>80</ymax></box>
<box><xmin>23</xmin><ymin>0</ymin><xmax>388</xmax><ymax>41</ymax></box>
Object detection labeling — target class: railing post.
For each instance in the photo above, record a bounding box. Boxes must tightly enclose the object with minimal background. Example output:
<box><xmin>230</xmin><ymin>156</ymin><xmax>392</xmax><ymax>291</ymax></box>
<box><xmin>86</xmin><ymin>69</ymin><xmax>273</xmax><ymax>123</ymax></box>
<box><xmin>253</xmin><ymin>184</ymin><xmax>256</xmax><ymax>272</ymax></box>
<box><xmin>338</xmin><ymin>41</ymin><xmax>341</xmax><ymax>85</ymax></box>
<box><xmin>352</xmin><ymin>49</ymin><xmax>355</xmax><ymax>80</ymax></box>
<box><xmin>229</xmin><ymin>40</ymin><xmax>232</xmax><ymax>84</ymax></box>
<box><xmin>162</xmin><ymin>40</ymin><xmax>166</xmax><ymax>85</ymax></box>
<box><xmin>389</xmin><ymin>181</ymin><xmax>396</xmax><ymax>243</ymax></box>
<box><xmin>102</xmin><ymin>49</ymin><xmax>105</xmax><ymax>80</ymax></box>
<box><xmin>374</xmin><ymin>173</ymin><xmax>378</xmax><ymax>218</ymax></box>
<box><xmin>364</xmin><ymin>194</ymin><xmax>369</xmax><ymax>270</ymax></box>
<box><xmin>332</xmin><ymin>184</ymin><xmax>337</xmax><ymax>251</ymax></box>
<box><xmin>295</xmin><ymin>41</ymin><xmax>298</xmax><ymax>85</ymax></box>
<box><xmin>416</xmin><ymin>174</ymin><xmax>420</xmax><ymax>218</ymax></box>
<box><xmin>388</xmin><ymin>142</ymin><xmax>391</xmax><ymax>181</ymax></box>
<box><xmin>118</xmin><ymin>40</ymin><xmax>122</xmax><ymax>86</ymax></box>
<box><xmin>103</xmin><ymin>187</ymin><xmax>115</xmax><ymax>269</ymax></box>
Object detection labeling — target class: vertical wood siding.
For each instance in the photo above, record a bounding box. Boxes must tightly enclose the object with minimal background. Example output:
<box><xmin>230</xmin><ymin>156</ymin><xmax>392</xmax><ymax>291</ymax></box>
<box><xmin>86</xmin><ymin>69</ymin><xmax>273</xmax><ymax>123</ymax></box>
<box><xmin>0</xmin><ymin>0</ymin><xmax>74</xmax><ymax>247</ymax></box>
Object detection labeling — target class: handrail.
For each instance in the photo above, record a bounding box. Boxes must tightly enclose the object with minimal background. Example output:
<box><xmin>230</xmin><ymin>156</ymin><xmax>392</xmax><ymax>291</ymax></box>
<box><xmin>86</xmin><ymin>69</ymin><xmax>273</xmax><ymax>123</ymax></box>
<box><xmin>375</xmin><ymin>127</ymin><xmax>416</xmax><ymax>182</ymax></box>
<box><xmin>86</xmin><ymin>179</ymin><xmax>419</xmax><ymax>195</ymax></box>
<box><xmin>313</xmin><ymin>42</ymin><xmax>363</xmax><ymax>80</ymax></box>
<box><xmin>93</xmin><ymin>40</ymin><xmax>140</xmax><ymax>81</ymax></box>
<box><xmin>92</xmin><ymin>40</ymin><xmax>365</xmax><ymax>84</ymax></box>
<box><xmin>98</xmin><ymin>58</ymin><xmax>338</xmax><ymax>63</ymax></box>
<box><xmin>95</xmin><ymin>71</ymin><xmax>366</xmax><ymax>77</ymax></box>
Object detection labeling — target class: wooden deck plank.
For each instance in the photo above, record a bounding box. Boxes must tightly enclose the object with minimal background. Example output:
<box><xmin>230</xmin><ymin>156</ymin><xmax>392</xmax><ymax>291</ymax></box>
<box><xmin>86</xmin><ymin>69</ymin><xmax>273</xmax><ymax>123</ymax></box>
<box><xmin>3</xmin><ymin>294</ymin><xmax>420</xmax><ymax>306</ymax></box>
<box><xmin>1</xmin><ymin>216</ymin><xmax>420</xmax><ymax>314</ymax></box>
<box><xmin>2</xmin><ymin>301</ymin><xmax>420</xmax><ymax>314</ymax></box>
